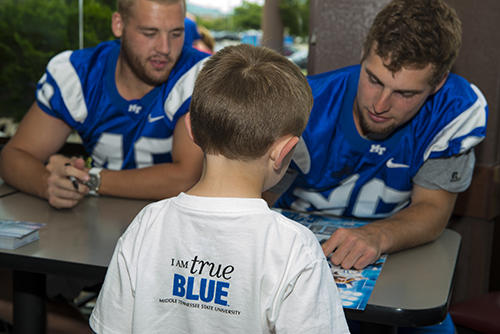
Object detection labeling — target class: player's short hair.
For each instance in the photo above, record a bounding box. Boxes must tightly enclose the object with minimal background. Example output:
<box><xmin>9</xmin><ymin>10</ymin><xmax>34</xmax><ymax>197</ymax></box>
<box><xmin>362</xmin><ymin>0</ymin><xmax>462</xmax><ymax>87</ymax></box>
<box><xmin>117</xmin><ymin>0</ymin><xmax>186</xmax><ymax>25</ymax></box>
<box><xmin>189</xmin><ymin>44</ymin><xmax>313</xmax><ymax>161</ymax></box>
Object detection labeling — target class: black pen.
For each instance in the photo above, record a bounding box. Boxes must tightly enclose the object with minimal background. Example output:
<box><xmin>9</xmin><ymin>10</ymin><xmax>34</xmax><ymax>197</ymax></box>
<box><xmin>65</xmin><ymin>163</ymin><xmax>79</xmax><ymax>190</ymax></box>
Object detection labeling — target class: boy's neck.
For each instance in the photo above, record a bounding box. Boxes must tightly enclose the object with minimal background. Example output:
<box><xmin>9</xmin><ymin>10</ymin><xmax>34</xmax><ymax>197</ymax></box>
<box><xmin>187</xmin><ymin>154</ymin><xmax>269</xmax><ymax>199</ymax></box>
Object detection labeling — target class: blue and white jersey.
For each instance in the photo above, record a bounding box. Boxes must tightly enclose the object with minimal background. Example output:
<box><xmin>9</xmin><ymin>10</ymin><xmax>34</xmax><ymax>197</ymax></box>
<box><xmin>277</xmin><ymin>65</ymin><xmax>488</xmax><ymax>218</ymax></box>
<box><xmin>36</xmin><ymin>40</ymin><xmax>210</xmax><ymax>170</ymax></box>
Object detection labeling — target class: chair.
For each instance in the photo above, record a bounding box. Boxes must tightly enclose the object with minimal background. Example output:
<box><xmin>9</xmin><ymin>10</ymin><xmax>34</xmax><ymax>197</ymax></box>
<box><xmin>449</xmin><ymin>291</ymin><xmax>500</xmax><ymax>334</ymax></box>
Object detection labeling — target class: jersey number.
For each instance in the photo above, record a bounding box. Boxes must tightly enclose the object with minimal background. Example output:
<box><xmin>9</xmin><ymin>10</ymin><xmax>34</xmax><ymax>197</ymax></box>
<box><xmin>92</xmin><ymin>133</ymin><xmax>173</xmax><ymax>170</ymax></box>
<box><xmin>291</xmin><ymin>174</ymin><xmax>411</xmax><ymax>218</ymax></box>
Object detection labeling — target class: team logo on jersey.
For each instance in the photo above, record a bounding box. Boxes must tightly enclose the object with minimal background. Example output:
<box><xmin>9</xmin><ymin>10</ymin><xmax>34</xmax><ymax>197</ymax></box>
<box><xmin>369</xmin><ymin>144</ymin><xmax>386</xmax><ymax>155</ymax></box>
<box><xmin>386</xmin><ymin>158</ymin><xmax>409</xmax><ymax>168</ymax></box>
<box><xmin>128</xmin><ymin>104</ymin><xmax>143</xmax><ymax>114</ymax></box>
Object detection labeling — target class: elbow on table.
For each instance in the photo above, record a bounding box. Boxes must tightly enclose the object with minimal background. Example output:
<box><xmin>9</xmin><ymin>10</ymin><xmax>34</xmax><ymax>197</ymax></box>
<box><xmin>0</xmin><ymin>145</ymin><xmax>11</xmax><ymax>179</ymax></box>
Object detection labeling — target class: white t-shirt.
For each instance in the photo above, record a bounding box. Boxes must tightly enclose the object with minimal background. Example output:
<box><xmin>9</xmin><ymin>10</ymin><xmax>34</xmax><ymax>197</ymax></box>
<box><xmin>90</xmin><ymin>193</ymin><xmax>350</xmax><ymax>334</ymax></box>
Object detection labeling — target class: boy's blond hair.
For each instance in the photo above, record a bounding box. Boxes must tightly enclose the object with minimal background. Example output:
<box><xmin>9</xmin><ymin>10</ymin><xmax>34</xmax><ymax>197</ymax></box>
<box><xmin>190</xmin><ymin>44</ymin><xmax>313</xmax><ymax>161</ymax></box>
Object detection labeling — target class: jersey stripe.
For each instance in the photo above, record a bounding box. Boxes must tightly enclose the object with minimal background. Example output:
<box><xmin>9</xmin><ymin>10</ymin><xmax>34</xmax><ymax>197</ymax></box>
<box><xmin>163</xmin><ymin>57</ymin><xmax>210</xmax><ymax>121</ymax></box>
<box><xmin>423</xmin><ymin>84</ymin><xmax>487</xmax><ymax>161</ymax></box>
<box><xmin>36</xmin><ymin>74</ymin><xmax>55</xmax><ymax>110</ymax></box>
<box><xmin>46</xmin><ymin>50</ymin><xmax>88</xmax><ymax>123</ymax></box>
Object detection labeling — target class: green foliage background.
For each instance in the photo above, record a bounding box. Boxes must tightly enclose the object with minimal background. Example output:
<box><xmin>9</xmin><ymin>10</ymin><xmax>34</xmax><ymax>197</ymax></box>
<box><xmin>199</xmin><ymin>0</ymin><xmax>309</xmax><ymax>36</ymax></box>
<box><xmin>232</xmin><ymin>1</ymin><xmax>262</xmax><ymax>31</ymax></box>
<box><xmin>0</xmin><ymin>0</ymin><xmax>114</xmax><ymax>121</ymax></box>
<box><xmin>279</xmin><ymin>0</ymin><xmax>309</xmax><ymax>37</ymax></box>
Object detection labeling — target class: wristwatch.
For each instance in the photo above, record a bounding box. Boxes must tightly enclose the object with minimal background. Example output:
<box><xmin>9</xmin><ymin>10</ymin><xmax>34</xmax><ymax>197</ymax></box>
<box><xmin>84</xmin><ymin>167</ymin><xmax>102</xmax><ymax>196</ymax></box>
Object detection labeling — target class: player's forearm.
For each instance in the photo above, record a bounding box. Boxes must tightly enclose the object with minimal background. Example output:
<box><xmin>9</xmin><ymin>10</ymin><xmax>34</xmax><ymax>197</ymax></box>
<box><xmin>97</xmin><ymin>162</ymin><xmax>202</xmax><ymax>200</ymax></box>
<box><xmin>369</xmin><ymin>198</ymin><xmax>455</xmax><ymax>254</ymax></box>
<box><xmin>0</xmin><ymin>145</ymin><xmax>50</xmax><ymax>199</ymax></box>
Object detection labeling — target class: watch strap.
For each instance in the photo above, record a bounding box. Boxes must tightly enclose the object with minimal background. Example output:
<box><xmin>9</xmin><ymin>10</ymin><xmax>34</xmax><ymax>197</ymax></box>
<box><xmin>88</xmin><ymin>167</ymin><xmax>102</xmax><ymax>196</ymax></box>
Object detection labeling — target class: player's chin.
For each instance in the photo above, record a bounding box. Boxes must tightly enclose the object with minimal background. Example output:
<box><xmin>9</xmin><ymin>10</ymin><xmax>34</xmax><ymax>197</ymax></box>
<box><xmin>363</xmin><ymin>120</ymin><xmax>397</xmax><ymax>136</ymax></box>
<box><xmin>146</xmin><ymin>70</ymin><xmax>172</xmax><ymax>86</ymax></box>
<box><xmin>371</xmin><ymin>126</ymin><xmax>394</xmax><ymax>136</ymax></box>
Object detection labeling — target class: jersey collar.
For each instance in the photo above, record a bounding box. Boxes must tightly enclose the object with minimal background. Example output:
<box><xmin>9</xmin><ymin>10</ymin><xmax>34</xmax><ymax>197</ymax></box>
<box><xmin>105</xmin><ymin>42</ymin><xmax>162</xmax><ymax>113</ymax></box>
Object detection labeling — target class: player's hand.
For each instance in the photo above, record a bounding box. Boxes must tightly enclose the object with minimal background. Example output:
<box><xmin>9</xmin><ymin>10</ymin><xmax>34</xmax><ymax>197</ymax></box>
<box><xmin>46</xmin><ymin>158</ymin><xmax>90</xmax><ymax>209</ymax></box>
<box><xmin>45</xmin><ymin>154</ymin><xmax>79</xmax><ymax>173</ymax></box>
<box><xmin>322</xmin><ymin>226</ymin><xmax>382</xmax><ymax>270</ymax></box>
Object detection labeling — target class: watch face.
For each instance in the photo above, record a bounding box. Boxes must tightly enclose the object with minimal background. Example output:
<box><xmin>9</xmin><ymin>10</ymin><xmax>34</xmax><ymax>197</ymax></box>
<box><xmin>84</xmin><ymin>175</ymin><xmax>99</xmax><ymax>191</ymax></box>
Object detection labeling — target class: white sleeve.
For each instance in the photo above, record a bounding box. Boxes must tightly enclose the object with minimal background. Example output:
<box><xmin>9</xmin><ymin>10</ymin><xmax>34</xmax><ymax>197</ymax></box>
<box><xmin>89</xmin><ymin>237</ymin><xmax>135</xmax><ymax>334</ymax></box>
<box><xmin>274</xmin><ymin>259</ymin><xmax>350</xmax><ymax>334</ymax></box>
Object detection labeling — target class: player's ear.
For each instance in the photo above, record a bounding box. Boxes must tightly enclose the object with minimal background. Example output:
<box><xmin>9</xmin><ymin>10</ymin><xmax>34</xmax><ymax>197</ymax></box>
<box><xmin>184</xmin><ymin>112</ymin><xmax>197</xmax><ymax>144</ymax></box>
<box><xmin>271</xmin><ymin>136</ymin><xmax>299</xmax><ymax>171</ymax></box>
<box><xmin>111</xmin><ymin>12</ymin><xmax>124</xmax><ymax>38</ymax></box>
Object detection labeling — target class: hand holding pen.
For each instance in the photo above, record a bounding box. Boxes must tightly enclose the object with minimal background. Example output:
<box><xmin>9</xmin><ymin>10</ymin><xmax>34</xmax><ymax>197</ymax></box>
<box><xmin>65</xmin><ymin>163</ymin><xmax>79</xmax><ymax>190</ymax></box>
<box><xmin>63</xmin><ymin>159</ymin><xmax>91</xmax><ymax>191</ymax></box>
<box><xmin>64</xmin><ymin>158</ymin><xmax>90</xmax><ymax>192</ymax></box>
<box><xmin>46</xmin><ymin>157</ymin><xmax>90</xmax><ymax>209</ymax></box>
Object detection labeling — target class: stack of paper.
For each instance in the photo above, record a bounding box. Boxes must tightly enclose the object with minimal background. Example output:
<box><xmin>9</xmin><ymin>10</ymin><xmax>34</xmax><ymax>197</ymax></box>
<box><xmin>0</xmin><ymin>219</ymin><xmax>45</xmax><ymax>250</ymax></box>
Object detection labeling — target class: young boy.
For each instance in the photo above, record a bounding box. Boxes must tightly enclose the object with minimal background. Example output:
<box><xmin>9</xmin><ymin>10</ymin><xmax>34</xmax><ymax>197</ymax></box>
<box><xmin>89</xmin><ymin>44</ymin><xmax>350</xmax><ymax>333</ymax></box>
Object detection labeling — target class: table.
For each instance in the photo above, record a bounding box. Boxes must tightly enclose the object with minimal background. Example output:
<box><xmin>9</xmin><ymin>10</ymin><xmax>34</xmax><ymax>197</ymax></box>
<box><xmin>0</xmin><ymin>191</ymin><xmax>152</xmax><ymax>334</ymax></box>
<box><xmin>0</xmin><ymin>192</ymin><xmax>461</xmax><ymax>334</ymax></box>
<box><xmin>345</xmin><ymin>228</ymin><xmax>461</xmax><ymax>333</ymax></box>
<box><xmin>0</xmin><ymin>179</ymin><xmax>17</xmax><ymax>198</ymax></box>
